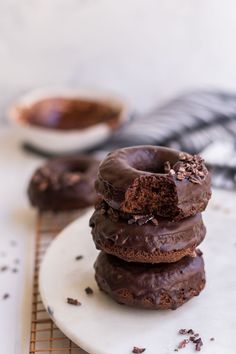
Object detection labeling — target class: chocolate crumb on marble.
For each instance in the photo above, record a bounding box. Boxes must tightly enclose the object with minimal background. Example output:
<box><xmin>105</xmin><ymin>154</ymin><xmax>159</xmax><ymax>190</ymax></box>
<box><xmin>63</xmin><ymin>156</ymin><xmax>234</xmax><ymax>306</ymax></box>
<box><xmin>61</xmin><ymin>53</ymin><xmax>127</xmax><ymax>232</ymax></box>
<box><xmin>132</xmin><ymin>346</ymin><xmax>146</xmax><ymax>353</ymax></box>
<box><xmin>47</xmin><ymin>305</ymin><xmax>54</xmax><ymax>316</ymax></box>
<box><xmin>67</xmin><ymin>297</ymin><xmax>81</xmax><ymax>306</ymax></box>
<box><xmin>210</xmin><ymin>337</ymin><xmax>215</xmax><ymax>341</ymax></box>
<box><xmin>178</xmin><ymin>339</ymin><xmax>189</xmax><ymax>349</ymax></box>
<box><xmin>194</xmin><ymin>338</ymin><xmax>203</xmax><ymax>351</ymax></box>
<box><xmin>12</xmin><ymin>268</ymin><xmax>18</xmax><ymax>273</ymax></box>
<box><xmin>3</xmin><ymin>293</ymin><xmax>9</xmax><ymax>300</ymax></box>
<box><xmin>177</xmin><ymin>328</ymin><xmax>203</xmax><ymax>352</ymax></box>
<box><xmin>85</xmin><ymin>287</ymin><xmax>93</xmax><ymax>295</ymax></box>
<box><xmin>75</xmin><ymin>255</ymin><xmax>84</xmax><ymax>261</ymax></box>
<box><xmin>0</xmin><ymin>266</ymin><xmax>8</xmax><ymax>272</ymax></box>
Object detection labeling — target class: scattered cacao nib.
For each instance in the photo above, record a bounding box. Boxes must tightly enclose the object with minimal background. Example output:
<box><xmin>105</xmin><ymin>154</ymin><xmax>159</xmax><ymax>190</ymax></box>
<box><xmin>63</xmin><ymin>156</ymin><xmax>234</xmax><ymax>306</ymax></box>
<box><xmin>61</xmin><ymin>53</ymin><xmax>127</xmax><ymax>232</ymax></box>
<box><xmin>189</xmin><ymin>176</ymin><xmax>202</xmax><ymax>185</ymax></box>
<box><xmin>177</xmin><ymin>328</ymin><xmax>203</xmax><ymax>352</ymax></box>
<box><xmin>189</xmin><ymin>334</ymin><xmax>199</xmax><ymax>342</ymax></box>
<box><xmin>194</xmin><ymin>338</ymin><xmax>203</xmax><ymax>351</ymax></box>
<box><xmin>47</xmin><ymin>305</ymin><xmax>54</xmax><ymax>316</ymax></box>
<box><xmin>179</xmin><ymin>152</ymin><xmax>192</xmax><ymax>161</ymax></box>
<box><xmin>3</xmin><ymin>293</ymin><xmax>9</xmax><ymax>300</ymax></box>
<box><xmin>98</xmin><ymin>200</ymin><xmax>161</xmax><ymax>226</ymax></box>
<box><xmin>12</xmin><ymin>268</ymin><xmax>18</xmax><ymax>273</ymax></box>
<box><xmin>210</xmin><ymin>337</ymin><xmax>215</xmax><ymax>341</ymax></box>
<box><xmin>164</xmin><ymin>161</ymin><xmax>171</xmax><ymax>173</ymax></box>
<box><xmin>0</xmin><ymin>266</ymin><xmax>8</xmax><ymax>272</ymax></box>
<box><xmin>128</xmin><ymin>218</ymin><xmax>136</xmax><ymax>225</ymax></box>
<box><xmin>176</xmin><ymin>173</ymin><xmax>185</xmax><ymax>181</ymax></box>
<box><xmin>174</xmin><ymin>153</ymin><xmax>207</xmax><ymax>184</ymax></box>
<box><xmin>151</xmin><ymin>218</ymin><xmax>158</xmax><ymax>225</ymax></box>
<box><xmin>85</xmin><ymin>287</ymin><xmax>93</xmax><ymax>295</ymax></box>
<box><xmin>132</xmin><ymin>347</ymin><xmax>146</xmax><ymax>353</ymax></box>
<box><xmin>75</xmin><ymin>255</ymin><xmax>83</xmax><ymax>261</ymax></box>
<box><xmin>67</xmin><ymin>297</ymin><xmax>81</xmax><ymax>306</ymax></box>
<box><xmin>196</xmin><ymin>249</ymin><xmax>203</xmax><ymax>257</ymax></box>
<box><xmin>129</xmin><ymin>214</ymin><xmax>155</xmax><ymax>226</ymax></box>
<box><xmin>137</xmin><ymin>216</ymin><xmax>153</xmax><ymax>226</ymax></box>
<box><xmin>177</xmin><ymin>339</ymin><xmax>189</xmax><ymax>350</ymax></box>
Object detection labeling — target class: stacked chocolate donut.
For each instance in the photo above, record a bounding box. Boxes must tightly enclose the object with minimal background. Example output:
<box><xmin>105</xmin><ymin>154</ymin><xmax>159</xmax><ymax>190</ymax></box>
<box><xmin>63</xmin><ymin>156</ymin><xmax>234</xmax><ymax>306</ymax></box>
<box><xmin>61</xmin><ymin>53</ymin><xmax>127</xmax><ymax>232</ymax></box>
<box><xmin>90</xmin><ymin>146</ymin><xmax>211</xmax><ymax>310</ymax></box>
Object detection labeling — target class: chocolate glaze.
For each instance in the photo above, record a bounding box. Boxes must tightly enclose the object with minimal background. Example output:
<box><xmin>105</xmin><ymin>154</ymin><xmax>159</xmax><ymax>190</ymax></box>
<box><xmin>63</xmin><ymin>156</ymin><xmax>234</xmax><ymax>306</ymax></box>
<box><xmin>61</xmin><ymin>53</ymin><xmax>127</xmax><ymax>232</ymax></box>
<box><xmin>95</xmin><ymin>146</ymin><xmax>211</xmax><ymax>219</ymax></box>
<box><xmin>94</xmin><ymin>251</ymin><xmax>205</xmax><ymax>310</ymax></box>
<box><xmin>20</xmin><ymin>97</ymin><xmax>121</xmax><ymax>130</ymax></box>
<box><xmin>90</xmin><ymin>205</ymin><xmax>206</xmax><ymax>263</ymax></box>
<box><xmin>28</xmin><ymin>155</ymin><xmax>100</xmax><ymax>211</ymax></box>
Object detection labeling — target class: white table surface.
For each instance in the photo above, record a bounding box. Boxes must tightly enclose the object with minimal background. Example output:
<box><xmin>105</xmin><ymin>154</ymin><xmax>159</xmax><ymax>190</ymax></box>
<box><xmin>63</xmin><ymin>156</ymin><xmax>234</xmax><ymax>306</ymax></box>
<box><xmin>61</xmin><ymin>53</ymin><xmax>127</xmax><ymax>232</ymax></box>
<box><xmin>0</xmin><ymin>128</ymin><xmax>43</xmax><ymax>354</ymax></box>
<box><xmin>0</xmin><ymin>127</ymin><xmax>236</xmax><ymax>354</ymax></box>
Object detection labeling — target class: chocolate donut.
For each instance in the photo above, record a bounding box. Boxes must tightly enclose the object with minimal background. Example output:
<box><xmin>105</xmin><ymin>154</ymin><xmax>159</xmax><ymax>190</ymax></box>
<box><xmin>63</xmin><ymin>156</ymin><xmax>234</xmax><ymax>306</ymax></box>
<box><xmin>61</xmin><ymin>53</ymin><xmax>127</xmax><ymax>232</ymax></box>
<box><xmin>28</xmin><ymin>156</ymin><xmax>100</xmax><ymax>211</ymax></box>
<box><xmin>95</xmin><ymin>146</ymin><xmax>211</xmax><ymax>219</ymax></box>
<box><xmin>94</xmin><ymin>250</ymin><xmax>205</xmax><ymax>310</ymax></box>
<box><xmin>90</xmin><ymin>201</ymin><xmax>206</xmax><ymax>263</ymax></box>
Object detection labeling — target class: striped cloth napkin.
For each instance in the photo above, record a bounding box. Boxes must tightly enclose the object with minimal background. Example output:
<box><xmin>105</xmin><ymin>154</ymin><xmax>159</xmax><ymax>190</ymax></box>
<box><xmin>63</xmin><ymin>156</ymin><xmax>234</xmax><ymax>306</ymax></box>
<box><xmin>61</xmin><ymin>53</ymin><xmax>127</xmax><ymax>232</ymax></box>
<box><xmin>102</xmin><ymin>90</ymin><xmax>236</xmax><ymax>189</ymax></box>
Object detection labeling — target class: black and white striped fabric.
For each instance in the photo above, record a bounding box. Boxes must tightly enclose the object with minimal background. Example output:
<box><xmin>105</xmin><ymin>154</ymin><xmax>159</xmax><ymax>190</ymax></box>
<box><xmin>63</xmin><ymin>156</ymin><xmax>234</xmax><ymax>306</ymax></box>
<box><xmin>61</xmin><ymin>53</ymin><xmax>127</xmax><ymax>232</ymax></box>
<box><xmin>102</xmin><ymin>90</ymin><xmax>236</xmax><ymax>189</ymax></box>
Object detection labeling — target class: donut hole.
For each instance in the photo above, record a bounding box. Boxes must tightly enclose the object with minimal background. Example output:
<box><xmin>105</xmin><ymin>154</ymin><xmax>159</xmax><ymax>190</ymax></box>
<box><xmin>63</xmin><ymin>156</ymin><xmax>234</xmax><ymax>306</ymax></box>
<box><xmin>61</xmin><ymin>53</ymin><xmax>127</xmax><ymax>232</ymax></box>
<box><xmin>66</xmin><ymin>161</ymin><xmax>89</xmax><ymax>174</ymax></box>
<box><xmin>136</xmin><ymin>161</ymin><xmax>165</xmax><ymax>174</ymax></box>
<box><xmin>127</xmin><ymin>147</ymin><xmax>179</xmax><ymax>175</ymax></box>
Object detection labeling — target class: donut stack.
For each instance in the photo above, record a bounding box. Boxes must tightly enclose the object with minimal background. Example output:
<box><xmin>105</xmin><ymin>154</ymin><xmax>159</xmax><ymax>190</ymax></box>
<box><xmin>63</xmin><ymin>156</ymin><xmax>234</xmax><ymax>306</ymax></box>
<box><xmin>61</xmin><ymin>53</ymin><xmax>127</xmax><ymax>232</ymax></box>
<box><xmin>90</xmin><ymin>146</ymin><xmax>211</xmax><ymax>310</ymax></box>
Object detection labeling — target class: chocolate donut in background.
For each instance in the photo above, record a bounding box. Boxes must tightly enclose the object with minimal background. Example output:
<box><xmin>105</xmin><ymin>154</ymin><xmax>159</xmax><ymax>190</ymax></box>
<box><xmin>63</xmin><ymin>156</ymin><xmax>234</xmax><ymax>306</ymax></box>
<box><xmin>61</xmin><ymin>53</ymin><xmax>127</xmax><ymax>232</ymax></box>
<box><xmin>28</xmin><ymin>155</ymin><xmax>100</xmax><ymax>211</ymax></box>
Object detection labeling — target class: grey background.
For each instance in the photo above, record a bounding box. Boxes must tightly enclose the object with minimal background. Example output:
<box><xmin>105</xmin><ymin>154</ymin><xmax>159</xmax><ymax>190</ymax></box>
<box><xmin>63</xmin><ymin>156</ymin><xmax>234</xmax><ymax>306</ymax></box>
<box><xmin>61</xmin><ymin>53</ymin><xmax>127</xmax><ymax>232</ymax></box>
<box><xmin>1</xmin><ymin>0</ymin><xmax>236</xmax><ymax>123</ymax></box>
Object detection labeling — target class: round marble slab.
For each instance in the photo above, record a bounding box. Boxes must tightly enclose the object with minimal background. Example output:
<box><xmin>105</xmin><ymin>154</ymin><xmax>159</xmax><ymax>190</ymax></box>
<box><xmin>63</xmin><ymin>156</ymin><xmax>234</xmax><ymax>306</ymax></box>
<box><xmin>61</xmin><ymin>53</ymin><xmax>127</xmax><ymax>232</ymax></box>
<box><xmin>39</xmin><ymin>192</ymin><xmax>236</xmax><ymax>354</ymax></box>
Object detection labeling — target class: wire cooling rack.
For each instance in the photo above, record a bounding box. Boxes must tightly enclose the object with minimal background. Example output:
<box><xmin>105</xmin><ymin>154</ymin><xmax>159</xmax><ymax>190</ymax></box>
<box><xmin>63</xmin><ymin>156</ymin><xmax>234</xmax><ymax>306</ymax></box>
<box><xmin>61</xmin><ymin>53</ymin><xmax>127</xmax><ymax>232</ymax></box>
<box><xmin>29</xmin><ymin>210</ymin><xmax>88</xmax><ymax>354</ymax></box>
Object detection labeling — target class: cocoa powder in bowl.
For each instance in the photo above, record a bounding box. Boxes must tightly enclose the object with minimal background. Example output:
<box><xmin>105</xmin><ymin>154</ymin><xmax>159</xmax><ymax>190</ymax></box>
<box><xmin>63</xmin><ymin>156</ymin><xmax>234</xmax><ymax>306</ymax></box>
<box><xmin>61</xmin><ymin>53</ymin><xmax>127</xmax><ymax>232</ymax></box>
<box><xmin>20</xmin><ymin>97</ymin><xmax>121</xmax><ymax>131</ymax></box>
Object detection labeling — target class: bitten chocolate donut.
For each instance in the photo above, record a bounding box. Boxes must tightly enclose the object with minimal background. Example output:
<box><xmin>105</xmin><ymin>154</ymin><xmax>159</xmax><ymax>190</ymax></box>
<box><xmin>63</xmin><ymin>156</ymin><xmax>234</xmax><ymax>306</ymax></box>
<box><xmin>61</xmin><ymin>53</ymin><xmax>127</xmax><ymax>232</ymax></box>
<box><xmin>89</xmin><ymin>201</ymin><xmax>206</xmax><ymax>263</ymax></box>
<box><xmin>95</xmin><ymin>146</ymin><xmax>211</xmax><ymax>219</ymax></box>
<box><xmin>28</xmin><ymin>156</ymin><xmax>100</xmax><ymax>211</ymax></box>
<box><xmin>94</xmin><ymin>250</ymin><xmax>205</xmax><ymax>310</ymax></box>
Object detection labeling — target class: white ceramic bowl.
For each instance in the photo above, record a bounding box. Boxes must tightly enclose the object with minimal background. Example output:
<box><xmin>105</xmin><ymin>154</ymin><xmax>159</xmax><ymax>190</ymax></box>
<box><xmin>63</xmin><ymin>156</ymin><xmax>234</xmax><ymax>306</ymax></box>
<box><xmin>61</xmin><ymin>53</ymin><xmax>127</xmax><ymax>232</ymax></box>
<box><xmin>8</xmin><ymin>88</ymin><xmax>129</xmax><ymax>154</ymax></box>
